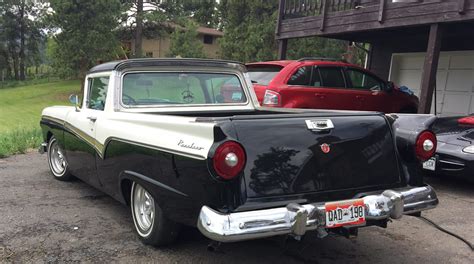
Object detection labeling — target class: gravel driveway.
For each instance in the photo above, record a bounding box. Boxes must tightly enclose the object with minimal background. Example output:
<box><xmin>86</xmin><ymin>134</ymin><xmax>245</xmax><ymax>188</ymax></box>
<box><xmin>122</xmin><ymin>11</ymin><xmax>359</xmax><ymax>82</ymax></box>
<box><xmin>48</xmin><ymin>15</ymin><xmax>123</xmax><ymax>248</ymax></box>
<box><xmin>0</xmin><ymin>152</ymin><xmax>473</xmax><ymax>263</ymax></box>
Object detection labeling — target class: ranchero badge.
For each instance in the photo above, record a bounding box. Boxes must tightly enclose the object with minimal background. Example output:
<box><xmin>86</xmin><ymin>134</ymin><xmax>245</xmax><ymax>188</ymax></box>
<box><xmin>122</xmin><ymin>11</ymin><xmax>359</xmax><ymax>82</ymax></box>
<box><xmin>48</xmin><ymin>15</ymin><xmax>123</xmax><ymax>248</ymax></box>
<box><xmin>321</xmin><ymin>143</ymin><xmax>331</xmax><ymax>153</ymax></box>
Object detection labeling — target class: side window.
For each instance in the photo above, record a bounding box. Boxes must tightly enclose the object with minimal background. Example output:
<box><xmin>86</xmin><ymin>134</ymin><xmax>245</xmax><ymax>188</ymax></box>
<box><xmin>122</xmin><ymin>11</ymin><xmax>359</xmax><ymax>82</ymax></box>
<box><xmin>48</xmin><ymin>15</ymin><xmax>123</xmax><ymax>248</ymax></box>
<box><xmin>319</xmin><ymin>67</ymin><xmax>346</xmax><ymax>88</ymax></box>
<box><xmin>287</xmin><ymin>66</ymin><xmax>312</xmax><ymax>86</ymax></box>
<box><xmin>87</xmin><ymin>76</ymin><xmax>109</xmax><ymax>111</ymax></box>
<box><xmin>346</xmin><ymin>68</ymin><xmax>384</xmax><ymax>91</ymax></box>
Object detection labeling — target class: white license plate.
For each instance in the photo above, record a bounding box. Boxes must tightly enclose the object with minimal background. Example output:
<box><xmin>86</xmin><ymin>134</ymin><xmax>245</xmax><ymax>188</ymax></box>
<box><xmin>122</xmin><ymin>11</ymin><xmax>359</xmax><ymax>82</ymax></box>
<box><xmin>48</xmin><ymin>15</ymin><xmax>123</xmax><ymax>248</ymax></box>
<box><xmin>423</xmin><ymin>157</ymin><xmax>436</xmax><ymax>171</ymax></box>
<box><xmin>325</xmin><ymin>199</ymin><xmax>366</xmax><ymax>228</ymax></box>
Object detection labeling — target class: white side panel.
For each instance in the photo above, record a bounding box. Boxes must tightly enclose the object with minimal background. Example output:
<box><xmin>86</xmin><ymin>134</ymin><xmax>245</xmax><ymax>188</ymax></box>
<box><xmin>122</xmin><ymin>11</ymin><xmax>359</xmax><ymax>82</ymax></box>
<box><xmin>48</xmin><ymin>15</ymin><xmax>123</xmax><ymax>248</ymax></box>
<box><xmin>95</xmin><ymin>112</ymin><xmax>215</xmax><ymax>160</ymax></box>
<box><xmin>42</xmin><ymin>106</ymin><xmax>75</xmax><ymax>124</ymax></box>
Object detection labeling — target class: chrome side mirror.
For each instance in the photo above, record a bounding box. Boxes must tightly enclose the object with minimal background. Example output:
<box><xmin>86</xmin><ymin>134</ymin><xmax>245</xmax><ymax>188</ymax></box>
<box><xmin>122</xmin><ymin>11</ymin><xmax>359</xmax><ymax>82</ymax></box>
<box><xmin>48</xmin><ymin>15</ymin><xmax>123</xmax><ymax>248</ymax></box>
<box><xmin>69</xmin><ymin>94</ymin><xmax>80</xmax><ymax>112</ymax></box>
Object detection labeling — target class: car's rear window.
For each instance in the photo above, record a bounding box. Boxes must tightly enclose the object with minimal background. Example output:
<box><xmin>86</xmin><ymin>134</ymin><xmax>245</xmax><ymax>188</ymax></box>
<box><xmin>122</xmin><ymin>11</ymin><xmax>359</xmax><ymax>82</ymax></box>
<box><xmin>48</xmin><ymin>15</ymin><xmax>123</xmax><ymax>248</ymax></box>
<box><xmin>122</xmin><ymin>72</ymin><xmax>247</xmax><ymax>106</ymax></box>
<box><xmin>247</xmin><ymin>65</ymin><xmax>283</xmax><ymax>86</ymax></box>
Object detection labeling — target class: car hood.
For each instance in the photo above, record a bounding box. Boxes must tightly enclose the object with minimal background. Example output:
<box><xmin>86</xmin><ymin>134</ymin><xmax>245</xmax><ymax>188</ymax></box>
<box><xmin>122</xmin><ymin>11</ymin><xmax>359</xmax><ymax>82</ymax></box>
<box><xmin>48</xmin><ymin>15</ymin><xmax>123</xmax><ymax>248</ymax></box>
<box><xmin>433</xmin><ymin>116</ymin><xmax>474</xmax><ymax>147</ymax></box>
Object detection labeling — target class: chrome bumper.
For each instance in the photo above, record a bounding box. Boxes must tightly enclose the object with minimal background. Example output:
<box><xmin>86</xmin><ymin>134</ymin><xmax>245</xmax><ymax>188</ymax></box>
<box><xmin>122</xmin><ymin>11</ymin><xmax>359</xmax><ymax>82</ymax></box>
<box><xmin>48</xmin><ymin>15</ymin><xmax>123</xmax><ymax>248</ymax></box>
<box><xmin>38</xmin><ymin>142</ymin><xmax>47</xmax><ymax>154</ymax></box>
<box><xmin>197</xmin><ymin>185</ymin><xmax>438</xmax><ymax>242</ymax></box>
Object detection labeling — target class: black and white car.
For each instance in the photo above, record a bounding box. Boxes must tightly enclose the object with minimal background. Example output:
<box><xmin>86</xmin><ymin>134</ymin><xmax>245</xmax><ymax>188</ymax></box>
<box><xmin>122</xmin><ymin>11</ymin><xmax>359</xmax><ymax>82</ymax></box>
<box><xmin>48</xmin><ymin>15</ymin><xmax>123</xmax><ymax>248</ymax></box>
<box><xmin>39</xmin><ymin>58</ymin><xmax>438</xmax><ymax>246</ymax></box>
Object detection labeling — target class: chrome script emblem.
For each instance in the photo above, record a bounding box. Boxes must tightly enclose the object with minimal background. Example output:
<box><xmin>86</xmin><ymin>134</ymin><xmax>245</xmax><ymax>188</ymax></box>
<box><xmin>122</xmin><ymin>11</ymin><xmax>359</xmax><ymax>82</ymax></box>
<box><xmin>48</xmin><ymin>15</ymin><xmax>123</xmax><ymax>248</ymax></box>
<box><xmin>320</xmin><ymin>143</ymin><xmax>331</xmax><ymax>154</ymax></box>
<box><xmin>305</xmin><ymin>119</ymin><xmax>334</xmax><ymax>131</ymax></box>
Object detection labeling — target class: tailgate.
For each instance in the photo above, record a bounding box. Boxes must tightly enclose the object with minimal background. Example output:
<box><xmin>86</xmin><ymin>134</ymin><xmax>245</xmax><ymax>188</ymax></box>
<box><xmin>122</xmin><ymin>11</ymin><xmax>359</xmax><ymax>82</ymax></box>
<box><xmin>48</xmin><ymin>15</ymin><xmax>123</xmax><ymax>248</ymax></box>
<box><xmin>232</xmin><ymin>114</ymin><xmax>401</xmax><ymax>198</ymax></box>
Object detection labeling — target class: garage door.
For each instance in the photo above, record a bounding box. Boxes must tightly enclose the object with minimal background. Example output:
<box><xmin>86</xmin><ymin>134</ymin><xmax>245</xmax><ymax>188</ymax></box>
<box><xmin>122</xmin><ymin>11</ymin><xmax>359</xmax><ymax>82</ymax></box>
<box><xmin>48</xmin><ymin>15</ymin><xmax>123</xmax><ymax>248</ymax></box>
<box><xmin>389</xmin><ymin>51</ymin><xmax>474</xmax><ymax>116</ymax></box>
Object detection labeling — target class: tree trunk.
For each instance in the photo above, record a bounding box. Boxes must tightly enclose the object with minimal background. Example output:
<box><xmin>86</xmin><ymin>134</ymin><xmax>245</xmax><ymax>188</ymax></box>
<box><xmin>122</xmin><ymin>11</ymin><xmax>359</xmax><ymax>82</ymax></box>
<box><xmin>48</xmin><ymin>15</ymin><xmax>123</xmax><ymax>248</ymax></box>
<box><xmin>19</xmin><ymin>1</ymin><xmax>26</xmax><ymax>80</ymax></box>
<box><xmin>135</xmin><ymin>0</ymin><xmax>143</xmax><ymax>58</ymax></box>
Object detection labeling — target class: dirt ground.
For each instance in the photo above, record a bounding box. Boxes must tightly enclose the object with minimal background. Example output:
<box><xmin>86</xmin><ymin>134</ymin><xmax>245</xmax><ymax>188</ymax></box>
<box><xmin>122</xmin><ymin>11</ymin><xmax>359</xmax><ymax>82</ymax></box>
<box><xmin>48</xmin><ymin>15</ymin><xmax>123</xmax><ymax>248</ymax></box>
<box><xmin>0</xmin><ymin>152</ymin><xmax>473</xmax><ymax>263</ymax></box>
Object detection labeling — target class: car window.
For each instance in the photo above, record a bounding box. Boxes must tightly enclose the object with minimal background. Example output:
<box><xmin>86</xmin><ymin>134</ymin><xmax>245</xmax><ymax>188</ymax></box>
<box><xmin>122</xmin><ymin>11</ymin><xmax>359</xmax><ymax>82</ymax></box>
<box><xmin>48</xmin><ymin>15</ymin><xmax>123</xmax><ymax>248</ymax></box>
<box><xmin>122</xmin><ymin>72</ymin><xmax>247</xmax><ymax>106</ymax></box>
<box><xmin>287</xmin><ymin>66</ymin><xmax>312</xmax><ymax>86</ymax></box>
<box><xmin>346</xmin><ymin>68</ymin><xmax>384</xmax><ymax>91</ymax></box>
<box><xmin>87</xmin><ymin>76</ymin><xmax>109</xmax><ymax>111</ymax></box>
<box><xmin>247</xmin><ymin>66</ymin><xmax>283</xmax><ymax>86</ymax></box>
<box><xmin>319</xmin><ymin>67</ymin><xmax>346</xmax><ymax>88</ymax></box>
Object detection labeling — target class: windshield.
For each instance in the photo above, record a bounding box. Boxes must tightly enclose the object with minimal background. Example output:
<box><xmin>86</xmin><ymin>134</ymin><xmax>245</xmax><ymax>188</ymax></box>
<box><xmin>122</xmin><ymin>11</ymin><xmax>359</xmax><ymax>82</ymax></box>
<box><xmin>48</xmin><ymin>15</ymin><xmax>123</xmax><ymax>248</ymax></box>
<box><xmin>122</xmin><ymin>72</ymin><xmax>247</xmax><ymax>106</ymax></box>
<box><xmin>247</xmin><ymin>66</ymin><xmax>282</xmax><ymax>86</ymax></box>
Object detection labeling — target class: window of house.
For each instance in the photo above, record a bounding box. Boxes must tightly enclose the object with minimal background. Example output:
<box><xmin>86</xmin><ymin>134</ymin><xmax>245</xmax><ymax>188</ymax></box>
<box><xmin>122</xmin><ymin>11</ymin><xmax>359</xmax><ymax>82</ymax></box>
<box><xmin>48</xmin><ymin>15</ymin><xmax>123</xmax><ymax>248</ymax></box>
<box><xmin>346</xmin><ymin>68</ymin><xmax>384</xmax><ymax>91</ymax></box>
<box><xmin>203</xmin><ymin>35</ymin><xmax>213</xmax><ymax>44</ymax></box>
<box><xmin>287</xmin><ymin>66</ymin><xmax>312</xmax><ymax>86</ymax></box>
<box><xmin>318</xmin><ymin>67</ymin><xmax>346</xmax><ymax>88</ymax></box>
<box><xmin>87</xmin><ymin>76</ymin><xmax>109</xmax><ymax>111</ymax></box>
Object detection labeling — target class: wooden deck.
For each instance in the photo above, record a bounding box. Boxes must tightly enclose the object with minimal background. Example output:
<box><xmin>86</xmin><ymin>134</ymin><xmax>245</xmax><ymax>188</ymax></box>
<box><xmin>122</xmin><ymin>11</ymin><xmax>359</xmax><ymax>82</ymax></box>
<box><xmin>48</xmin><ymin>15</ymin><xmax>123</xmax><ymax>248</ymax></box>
<box><xmin>277</xmin><ymin>0</ymin><xmax>474</xmax><ymax>39</ymax></box>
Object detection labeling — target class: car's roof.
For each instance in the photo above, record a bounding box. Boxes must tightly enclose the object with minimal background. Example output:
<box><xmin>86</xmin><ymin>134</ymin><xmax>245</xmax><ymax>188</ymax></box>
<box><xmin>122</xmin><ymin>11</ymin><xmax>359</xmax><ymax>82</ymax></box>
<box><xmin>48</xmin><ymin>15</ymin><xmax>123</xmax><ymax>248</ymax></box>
<box><xmin>88</xmin><ymin>58</ymin><xmax>245</xmax><ymax>74</ymax></box>
<box><xmin>246</xmin><ymin>59</ymin><xmax>361</xmax><ymax>69</ymax></box>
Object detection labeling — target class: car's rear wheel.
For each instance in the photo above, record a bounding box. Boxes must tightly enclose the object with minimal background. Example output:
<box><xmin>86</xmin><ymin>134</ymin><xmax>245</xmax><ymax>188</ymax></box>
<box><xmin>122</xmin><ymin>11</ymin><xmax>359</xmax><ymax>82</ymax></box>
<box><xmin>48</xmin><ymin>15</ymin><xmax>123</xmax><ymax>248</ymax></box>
<box><xmin>130</xmin><ymin>182</ymin><xmax>181</xmax><ymax>246</ymax></box>
<box><xmin>47</xmin><ymin>136</ymin><xmax>73</xmax><ymax>181</ymax></box>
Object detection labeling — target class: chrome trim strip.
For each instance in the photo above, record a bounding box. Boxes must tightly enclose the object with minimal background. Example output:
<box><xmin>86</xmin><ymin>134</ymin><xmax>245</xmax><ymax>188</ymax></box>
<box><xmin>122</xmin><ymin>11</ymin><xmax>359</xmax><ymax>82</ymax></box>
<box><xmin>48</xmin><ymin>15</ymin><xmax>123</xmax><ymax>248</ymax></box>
<box><xmin>118</xmin><ymin>70</ymin><xmax>251</xmax><ymax>109</ymax></box>
<box><xmin>439</xmin><ymin>160</ymin><xmax>465</xmax><ymax>167</ymax></box>
<box><xmin>197</xmin><ymin>185</ymin><xmax>438</xmax><ymax>242</ymax></box>
<box><xmin>104</xmin><ymin>137</ymin><xmax>205</xmax><ymax>161</ymax></box>
<box><xmin>42</xmin><ymin>115</ymin><xmax>65</xmax><ymax>126</ymax></box>
<box><xmin>124</xmin><ymin>170</ymin><xmax>188</xmax><ymax>197</ymax></box>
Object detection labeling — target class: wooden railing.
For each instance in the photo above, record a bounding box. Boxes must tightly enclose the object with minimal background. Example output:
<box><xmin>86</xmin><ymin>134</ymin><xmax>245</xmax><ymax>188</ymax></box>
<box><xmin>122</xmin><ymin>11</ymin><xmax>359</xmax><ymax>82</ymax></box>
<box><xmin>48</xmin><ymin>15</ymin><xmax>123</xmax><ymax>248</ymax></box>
<box><xmin>282</xmin><ymin>0</ymin><xmax>363</xmax><ymax>17</ymax></box>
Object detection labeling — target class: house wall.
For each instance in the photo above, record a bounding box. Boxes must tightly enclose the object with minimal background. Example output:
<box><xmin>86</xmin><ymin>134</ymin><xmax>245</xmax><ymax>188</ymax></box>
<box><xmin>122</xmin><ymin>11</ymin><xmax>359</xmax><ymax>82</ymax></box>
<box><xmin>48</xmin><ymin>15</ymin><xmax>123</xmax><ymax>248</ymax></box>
<box><xmin>130</xmin><ymin>34</ymin><xmax>221</xmax><ymax>58</ymax></box>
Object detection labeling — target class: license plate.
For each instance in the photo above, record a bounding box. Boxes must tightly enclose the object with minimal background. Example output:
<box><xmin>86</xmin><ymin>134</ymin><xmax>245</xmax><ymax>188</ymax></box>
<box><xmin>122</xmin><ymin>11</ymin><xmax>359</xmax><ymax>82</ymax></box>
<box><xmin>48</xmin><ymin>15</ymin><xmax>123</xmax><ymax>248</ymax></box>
<box><xmin>422</xmin><ymin>157</ymin><xmax>436</xmax><ymax>171</ymax></box>
<box><xmin>325</xmin><ymin>199</ymin><xmax>366</xmax><ymax>228</ymax></box>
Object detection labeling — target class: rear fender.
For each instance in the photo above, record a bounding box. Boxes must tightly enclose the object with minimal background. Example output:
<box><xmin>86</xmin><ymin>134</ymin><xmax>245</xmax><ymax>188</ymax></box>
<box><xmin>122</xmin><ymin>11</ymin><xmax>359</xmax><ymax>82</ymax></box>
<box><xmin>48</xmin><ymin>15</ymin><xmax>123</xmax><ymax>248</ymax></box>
<box><xmin>388</xmin><ymin>114</ymin><xmax>437</xmax><ymax>185</ymax></box>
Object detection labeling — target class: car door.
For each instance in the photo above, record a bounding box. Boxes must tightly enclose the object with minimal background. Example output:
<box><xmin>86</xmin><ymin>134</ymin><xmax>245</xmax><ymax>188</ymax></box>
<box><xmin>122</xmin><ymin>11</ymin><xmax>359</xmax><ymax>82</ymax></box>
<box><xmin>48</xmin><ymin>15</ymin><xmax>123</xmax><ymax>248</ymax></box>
<box><xmin>344</xmin><ymin>67</ymin><xmax>389</xmax><ymax>112</ymax></box>
<box><xmin>64</xmin><ymin>74</ymin><xmax>109</xmax><ymax>188</ymax></box>
<box><xmin>314</xmin><ymin>66</ymin><xmax>355</xmax><ymax>110</ymax></box>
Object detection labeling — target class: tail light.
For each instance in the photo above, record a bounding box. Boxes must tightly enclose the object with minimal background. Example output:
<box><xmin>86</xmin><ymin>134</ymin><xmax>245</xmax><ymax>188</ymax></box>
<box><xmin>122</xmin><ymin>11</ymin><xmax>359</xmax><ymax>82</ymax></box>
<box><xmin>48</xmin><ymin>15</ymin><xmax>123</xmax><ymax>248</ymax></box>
<box><xmin>262</xmin><ymin>90</ymin><xmax>281</xmax><ymax>107</ymax></box>
<box><xmin>213</xmin><ymin>141</ymin><xmax>246</xmax><ymax>180</ymax></box>
<box><xmin>415</xmin><ymin>130</ymin><xmax>437</xmax><ymax>161</ymax></box>
<box><xmin>458</xmin><ymin>116</ymin><xmax>474</xmax><ymax>125</ymax></box>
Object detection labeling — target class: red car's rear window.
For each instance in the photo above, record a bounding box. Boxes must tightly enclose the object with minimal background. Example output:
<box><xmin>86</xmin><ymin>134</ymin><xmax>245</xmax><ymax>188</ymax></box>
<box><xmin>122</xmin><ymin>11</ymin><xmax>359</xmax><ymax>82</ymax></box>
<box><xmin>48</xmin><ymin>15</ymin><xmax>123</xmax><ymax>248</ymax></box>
<box><xmin>247</xmin><ymin>65</ymin><xmax>283</xmax><ymax>86</ymax></box>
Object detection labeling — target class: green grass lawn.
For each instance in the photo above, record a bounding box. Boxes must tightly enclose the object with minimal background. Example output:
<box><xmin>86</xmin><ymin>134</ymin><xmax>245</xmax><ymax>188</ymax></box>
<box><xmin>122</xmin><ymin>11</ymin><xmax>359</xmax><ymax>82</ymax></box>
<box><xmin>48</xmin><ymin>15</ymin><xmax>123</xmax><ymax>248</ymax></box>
<box><xmin>0</xmin><ymin>80</ymin><xmax>80</xmax><ymax>157</ymax></box>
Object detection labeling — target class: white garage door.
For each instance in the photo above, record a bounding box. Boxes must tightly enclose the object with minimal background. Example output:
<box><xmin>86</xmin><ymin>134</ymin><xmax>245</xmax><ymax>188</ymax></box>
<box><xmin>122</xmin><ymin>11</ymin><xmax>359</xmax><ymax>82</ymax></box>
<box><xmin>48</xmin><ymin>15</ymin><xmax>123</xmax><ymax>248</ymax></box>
<box><xmin>389</xmin><ymin>51</ymin><xmax>474</xmax><ymax>116</ymax></box>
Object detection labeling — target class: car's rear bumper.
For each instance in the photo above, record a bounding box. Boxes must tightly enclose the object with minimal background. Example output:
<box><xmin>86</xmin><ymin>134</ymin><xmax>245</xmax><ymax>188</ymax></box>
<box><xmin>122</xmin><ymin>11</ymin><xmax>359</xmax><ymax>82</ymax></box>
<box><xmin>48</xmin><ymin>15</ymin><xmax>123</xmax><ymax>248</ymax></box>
<box><xmin>197</xmin><ymin>185</ymin><xmax>438</xmax><ymax>242</ymax></box>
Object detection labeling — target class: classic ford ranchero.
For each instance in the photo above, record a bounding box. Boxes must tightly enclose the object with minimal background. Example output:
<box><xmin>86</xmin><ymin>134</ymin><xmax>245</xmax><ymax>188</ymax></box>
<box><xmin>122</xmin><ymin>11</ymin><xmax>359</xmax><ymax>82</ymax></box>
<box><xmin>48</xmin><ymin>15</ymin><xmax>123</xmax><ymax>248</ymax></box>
<box><xmin>40</xmin><ymin>58</ymin><xmax>439</xmax><ymax>246</ymax></box>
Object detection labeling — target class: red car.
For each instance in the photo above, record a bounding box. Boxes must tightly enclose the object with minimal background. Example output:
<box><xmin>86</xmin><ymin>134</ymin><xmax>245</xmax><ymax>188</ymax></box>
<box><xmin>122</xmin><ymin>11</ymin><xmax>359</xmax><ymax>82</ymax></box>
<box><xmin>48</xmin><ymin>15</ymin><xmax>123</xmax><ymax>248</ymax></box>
<box><xmin>246</xmin><ymin>58</ymin><xmax>419</xmax><ymax>113</ymax></box>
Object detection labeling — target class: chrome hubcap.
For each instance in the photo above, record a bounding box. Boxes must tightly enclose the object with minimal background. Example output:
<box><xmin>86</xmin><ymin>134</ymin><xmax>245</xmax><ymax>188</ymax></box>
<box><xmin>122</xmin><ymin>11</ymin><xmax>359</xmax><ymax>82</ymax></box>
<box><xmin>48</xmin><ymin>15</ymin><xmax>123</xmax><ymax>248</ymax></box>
<box><xmin>133</xmin><ymin>183</ymin><xmax>155</xmax><ymax>236</ymax></box>
<box><xmin>50</xmin><ymin>140</ymin><xmax>66</xmax><ymax>176</ymax></box>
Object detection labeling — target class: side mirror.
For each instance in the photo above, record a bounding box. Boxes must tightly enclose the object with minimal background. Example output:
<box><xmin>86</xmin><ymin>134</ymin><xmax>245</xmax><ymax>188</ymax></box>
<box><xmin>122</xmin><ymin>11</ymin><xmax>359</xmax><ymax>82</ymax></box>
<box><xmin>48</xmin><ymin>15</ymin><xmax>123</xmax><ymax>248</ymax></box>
<box><xmin>386</xmin><ymin>81</ymin><xmax>395</xmax><ymax>93</ymax></box>
<box><xmin>69</xmin><ymin>94</ymin><xmax>80</xmax><ymax>111</ymax></box>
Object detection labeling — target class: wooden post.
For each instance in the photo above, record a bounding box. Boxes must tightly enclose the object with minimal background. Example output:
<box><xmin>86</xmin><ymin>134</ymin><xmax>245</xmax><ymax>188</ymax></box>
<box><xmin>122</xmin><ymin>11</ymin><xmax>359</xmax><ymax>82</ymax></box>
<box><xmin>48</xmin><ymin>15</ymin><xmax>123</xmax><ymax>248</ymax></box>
<box><xmin>458</xmin><ymin>0</ymin><xmax>466</xmax><ymax>14</ymax></box>
<box><xmin>278</xmin><ymin>39</ymin><xmax>288</xmax><ymax>60</ymax></box>
<box><xmin>320</xmin><ymin>0</ymin><xmax>328</xmax><ymax>31</ymax></box>
<box><xmin>378</xmin><ymin>0</ymin><xmax>386</xmax><ymax>23</ymax></box>
<box><xmin>276</xmin><ymin>0</ymin><xmax>288</xmax><ymax>60</ymax></box>
<box><xmin>418</xmin><ymin>24</ymin><xmax>443</xmax><ymax>114</ymax></box>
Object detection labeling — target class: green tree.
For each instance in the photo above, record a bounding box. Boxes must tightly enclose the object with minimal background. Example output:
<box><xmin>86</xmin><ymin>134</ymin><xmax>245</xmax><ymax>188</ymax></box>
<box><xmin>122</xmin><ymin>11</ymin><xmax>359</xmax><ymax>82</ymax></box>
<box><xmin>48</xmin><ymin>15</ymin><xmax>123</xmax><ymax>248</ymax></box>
<box><xmin>218</xmin><ymin>0</ymin><xmax>279</xmax><ymax>62</ymax></box>
<box><xmin>48</xmin><ymin>0</ymin><xmax>122</xmax><ymax>81</ymax></box>
<box><xmin>167</xmin><ymin>21</ymin><xmax>205</xmax><ymax>58</ymax></box>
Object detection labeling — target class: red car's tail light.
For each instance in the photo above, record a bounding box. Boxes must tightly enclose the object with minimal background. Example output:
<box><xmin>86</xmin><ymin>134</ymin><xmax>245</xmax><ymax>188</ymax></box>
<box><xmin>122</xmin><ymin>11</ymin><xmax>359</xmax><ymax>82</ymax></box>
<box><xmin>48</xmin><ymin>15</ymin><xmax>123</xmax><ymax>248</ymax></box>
<box><xmin>262</xmin><ymin>90</ymin><xmax>281</xmax><ymax>106</ymax></box>
<box><xmin>458</xmin><ymin>116</ymin><xmax>474</xmax><ymax>125</ymax></box>
<box><xmin>213</xmin><ymin>141</ymin><xmax>246</xmax><ymax>180</ymax></box>
<box><xmin>415</xmin><ymin>130</ymin><xmax>437</xmax><ymax>161</ymax></box>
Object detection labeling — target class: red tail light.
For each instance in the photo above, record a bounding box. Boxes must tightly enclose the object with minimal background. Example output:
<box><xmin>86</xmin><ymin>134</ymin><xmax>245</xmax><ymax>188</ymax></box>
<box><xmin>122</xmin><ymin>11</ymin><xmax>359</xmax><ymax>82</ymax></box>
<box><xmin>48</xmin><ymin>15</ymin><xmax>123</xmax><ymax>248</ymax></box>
<box><xmin>458</xmin><ymin>116</ymin><xmax>474</xmax><ymax>125</ymax></box>
<box><xmin>262</xmin><ymin>90</ymin><xmax>281</xmax><ymax>107</ymax></box>
<box><xmin>415</xmin><ymin>130</ymin><xmax>437</xmax><ymax>161</ymax></box>
<box><xmin>213</xmin><ymin>141</ymin><xmax>246</xmax><ymax>180</ymax></box>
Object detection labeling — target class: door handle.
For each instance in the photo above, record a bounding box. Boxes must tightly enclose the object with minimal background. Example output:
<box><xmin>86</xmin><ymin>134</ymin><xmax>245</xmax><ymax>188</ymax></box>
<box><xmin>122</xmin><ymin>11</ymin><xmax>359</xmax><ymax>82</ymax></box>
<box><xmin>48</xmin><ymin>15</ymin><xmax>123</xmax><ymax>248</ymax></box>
<box><xmin>355</xmin><ymin>95</ymin><xmax>363</xmax><ymax>100</ymax></box>
<box><xmin>87</xmin><ymin>116</ymin><xmax>97</xmax><ymax>122</ymax></box>
<box><xmin>314</xmin><ymin>93</ymin><xmax>325</xmax><ymax>99</ymax></box>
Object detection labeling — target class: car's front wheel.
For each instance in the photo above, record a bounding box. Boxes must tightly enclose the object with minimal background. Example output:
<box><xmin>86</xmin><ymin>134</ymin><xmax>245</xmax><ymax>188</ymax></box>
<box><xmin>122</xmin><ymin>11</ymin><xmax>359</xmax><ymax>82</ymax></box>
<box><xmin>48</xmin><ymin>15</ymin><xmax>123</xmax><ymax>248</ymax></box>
<box><xmin>130</xmin><ymin>182</ymin><xmax>181</xmax><ymax>246</ymax></box>
<box><xmin>47</xmin><ymin>136</ymin><xmax>73</xmax><ymax>181</ymax></box>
